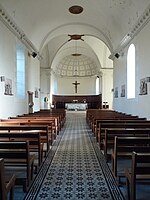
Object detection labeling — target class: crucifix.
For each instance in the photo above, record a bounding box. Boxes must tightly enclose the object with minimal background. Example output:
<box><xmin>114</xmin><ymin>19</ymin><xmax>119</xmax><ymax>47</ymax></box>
<box><xmin>72</xmin><ymin>80</ymin><xmax>80</xmax><ymax>93</ymax></box>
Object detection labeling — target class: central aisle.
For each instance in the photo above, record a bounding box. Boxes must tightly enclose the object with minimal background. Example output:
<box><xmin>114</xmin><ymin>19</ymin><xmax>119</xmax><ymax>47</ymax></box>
<box><xmin>25</xmin><ymin>111</ymin><xmax>124</xmax><ymax>200</ymax></box>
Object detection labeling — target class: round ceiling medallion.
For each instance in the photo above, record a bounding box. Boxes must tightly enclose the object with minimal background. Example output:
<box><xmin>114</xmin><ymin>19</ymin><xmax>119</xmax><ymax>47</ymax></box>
<box><xmin>69</xmin><ymin>5</ymin><xmax>83</xmax><ymax>14</ymax></box>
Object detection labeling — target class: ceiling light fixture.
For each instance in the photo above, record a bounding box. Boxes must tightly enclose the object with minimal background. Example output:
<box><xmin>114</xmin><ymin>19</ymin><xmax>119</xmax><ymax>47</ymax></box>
<box><xmin>72</xmin><ymin>40</ymin><xmax>81</xmax><ymax>77</ymax></box>
<box><xmin>68</xmin><ymin>34</ymin><xmax>84</xmax><ymax>42</ymax></box>
<box><xmin>72</xmin><ymin>53</ymin><xmax>81</xmax><ymax>56</ymax></box>
<box><xmin>69</xmin><ymin>5</ymin><xmax>83</xmax><ymax>14</ymax></box>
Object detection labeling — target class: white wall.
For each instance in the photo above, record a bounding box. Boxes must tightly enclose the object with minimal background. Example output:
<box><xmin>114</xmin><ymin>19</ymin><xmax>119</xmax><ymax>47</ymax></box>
<box><xmin>27</xmin><ymin>57</ymin><xmax>41</xmax><ymax>112</ymax></box>
<box><xmin>54</xmin><ymin>76</ymin><xmax>96</xmax><ymax>95</ymax></box>
<box><xmin>113</xmin><ymin>21</ymin><xmax>150</xmax><ymax>119</ymax></box>
<box><xmin>0</xmin><ymin>21</ymin><xmax>40</xmax><ymax>118</ymax></box>
<box><xmin>40</xmin><ymin>69</ymin><xmax>50</xmax><ymax>109</ymax></box>
<box><xmin>40</xmin><ymin>68</ymin><xmax>113</xmax><ymax>109</ymax></box>
<box><xmin>101</xmin><ymin>69</ymin><xmax>113</xmax><ymax>109</ymax></box>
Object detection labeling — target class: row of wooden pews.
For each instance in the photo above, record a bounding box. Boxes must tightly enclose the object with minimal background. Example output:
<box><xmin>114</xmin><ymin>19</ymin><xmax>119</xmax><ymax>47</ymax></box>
<box><xmin>0</xmin><ymin>109</ymin><xmax>66</xmax><ymax>199</ymax></box>
<box><xmin>87</xmin><ymin>109</ymin><xmax>150</xmax><ymax>200</ymax></box>
<box><xmin>0</xmin><ymin>158</ymin><xmax>16</xmax><ymax>200</ymax></box>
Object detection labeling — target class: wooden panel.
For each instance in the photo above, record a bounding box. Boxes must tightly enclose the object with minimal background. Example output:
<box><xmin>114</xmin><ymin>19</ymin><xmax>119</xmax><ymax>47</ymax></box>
<box><xmin>52</xmin><ymin>94</ymin><xmax>102</xmax><ymax>109</ymax></box>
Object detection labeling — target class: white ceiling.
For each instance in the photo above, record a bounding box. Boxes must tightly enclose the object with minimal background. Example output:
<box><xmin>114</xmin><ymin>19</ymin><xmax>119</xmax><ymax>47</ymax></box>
<box><xmin>53</xmin><ymin>54</ymin><xmax>98</xmax><ymax>78</ymax></box>
<box><xmin>1</xmin><ymin>0</ymin><xmax>150</xmax><ymax>76</ymax></box>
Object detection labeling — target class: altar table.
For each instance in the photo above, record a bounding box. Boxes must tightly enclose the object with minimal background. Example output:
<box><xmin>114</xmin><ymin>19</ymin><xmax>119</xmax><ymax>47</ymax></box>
<box><xmin>65</xmin><ymin>103</ymin><xmax>87</xmax><ymax>111</ymax></box>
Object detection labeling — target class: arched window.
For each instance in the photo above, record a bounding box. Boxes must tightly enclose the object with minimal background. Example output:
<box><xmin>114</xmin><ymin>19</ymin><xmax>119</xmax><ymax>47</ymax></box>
<box><xmin>127</xmin><ymin>44</ymin><xmax>135</xmax><ymax>99</ymax></box>
<box><xmin>16</xmin><ymin>45</ymin><xmax>25</xmax><ymax>99</ymax></box>
<box><xmin>96</xmin><ymin>76</ymin><xmax>99</xmax><ymax>94</ymax></box>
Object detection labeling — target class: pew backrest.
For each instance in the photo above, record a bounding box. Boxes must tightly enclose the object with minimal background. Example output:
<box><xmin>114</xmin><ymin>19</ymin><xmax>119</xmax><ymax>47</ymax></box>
<box><xmin>103</xmin><ymin>128</ymin><xmax>150</xmax><ymax>160</ymax></box>
<box><xmin>125</xmin><ymin>152</ymin><xmax>150</xmax><ymax>200</ymax></box>
<box><xmin>0</xmin><ymin>132</ymin><xmax>43</xmax><ymax>167</ymax></box>
<box><xmin>0</xmin><ymin>125</ymin><xmax>51</xmax><ymax>153</ymax></box>
<box><xmin>0</xmin><ymin>141</ymin><xmax>35</xmax><ymax>191</ymax></box>
<box><xmin>111</xmin><ymin>136</ymin><xmax>150</xmax><ymax>179</ymax></box>
<box><xmin>98</xmin><ymin>122</ymin><xmax>150</xmax><ymax>148</ymax></box>
<box><xmin>0</xmin><ymin>158</ymin><xmax>16</xmax><ymax>200</ymax></box>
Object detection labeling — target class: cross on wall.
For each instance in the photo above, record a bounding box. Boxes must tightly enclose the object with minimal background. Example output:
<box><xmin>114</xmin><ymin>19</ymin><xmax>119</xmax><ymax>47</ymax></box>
<box><xmin>72</xmin><ymin>80</ymin><xmax>80</xmax><ymax>93</ymax></box>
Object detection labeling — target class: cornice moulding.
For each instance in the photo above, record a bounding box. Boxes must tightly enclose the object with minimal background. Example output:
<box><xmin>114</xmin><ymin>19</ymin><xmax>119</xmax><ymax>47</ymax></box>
<box><xmin>109</xmin><ymin>3</ymin><xmax>150</xmax><ymax>60</ymax></box>
<box><xmin>0</xmin><ymin>3</ymin><xmax>42</xmax><ymax>60</ymax></box>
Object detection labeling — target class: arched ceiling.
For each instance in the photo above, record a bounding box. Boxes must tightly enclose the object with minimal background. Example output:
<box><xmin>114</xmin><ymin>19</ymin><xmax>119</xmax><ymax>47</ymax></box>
<box><xmin>53</xmin><ymin>54</ymin><xmax>98</xmax><ymax>78</ymax></box>
<box><xmin>1</xmin><ymin>0</ymin><xmax>150</xmax><ymax>77</ymax></box>
<box><xmin>41</xmin><ymin>35</ymin><xmax>112</xmax><ymax>77</ymax></box>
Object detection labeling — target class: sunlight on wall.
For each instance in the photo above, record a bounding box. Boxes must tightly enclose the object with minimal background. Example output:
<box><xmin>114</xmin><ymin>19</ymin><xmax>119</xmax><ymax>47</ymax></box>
<box><xmin>96</xmin><ymin>77</ymin><xmax>99</xmax><ymax>94</ymax></box>
<box><xmin>127</xmin><ymin>44</ymin><xmax>135</xmax><ymax>99</ymax></box>
<box><xmin>16</xmin><ymin>44</ymin><xmax>25</xmax><ymax>99</ymax></box>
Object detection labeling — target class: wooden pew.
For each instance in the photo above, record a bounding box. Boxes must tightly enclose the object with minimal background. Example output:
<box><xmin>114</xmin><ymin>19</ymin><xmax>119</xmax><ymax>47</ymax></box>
<box><xmin>20</xmin><ymin>121</ymin><xmax>55</xmax><ymax>143</ymax></box>
<box><xmin>32</xmin><ymin>108</ymin><xmax>66</xmax><ymax>127</ymax></box>
<box><xmin>0</xmin><ymin>132</ymin><xmax>43</xmax><ymax>167</ymax></box>
<box><xmin>0</xmin><ymin>141</ymin><xmax>35</xmax><ymax>192</ymax></box>
<box><xmin>86</xmin><ymin>109</ymin><xmax>146</xmax><ymax>131</ymax></box>
<box><xmin>9</xmin><ymin>115</ymin><xmax>61</xmax><ymax>135</ymax></box>
<box><xmin>103</xmin><ymin>128</ymin><xmax>150</xmax><ymax>161</ymax></box>
<box><xmin>93</xmin><ymin>117</ymin><xmax>146</xmax><ymax>135</ymax></box>
<box><xmin>98</xmin><ymin>122</ymin><xmax>150</xmax><ymax>149</ymax></box>
<box><xmin>0</xmin><ymin>119</ymin><xmax>56</xmax><ymax>143</ymax></box>
<box><xmin>125</xmin><ymin>152</ymin><xmax>150</xmax><ymax>200</ymax></box>
<box><xmin>111</xmin><ymin>136</ymin><xmax>150</xmax><ymax>182</ymax></box>
<box><xmin>17</xmin><ymin>117</ymin><xmax>60</xmax><ymax>135</ymax></box>
<box><xmin>95</xmin><ymin>119</ymin><xmax>148</xmax><ymax>139</ymax></box>
<box><xmin>0</xmin><ymin>125</ymin><xmax>52</xmax><ymax>154</ymax></box>
<box><xmin>34</xmin><ymin>115</ymin><xmax>61</xmax><ymax>131</ymax></box>
<box><xmin>0</xmin><ymin>158</ymin><xmax>16</xmax><ymax>200</ymax></box>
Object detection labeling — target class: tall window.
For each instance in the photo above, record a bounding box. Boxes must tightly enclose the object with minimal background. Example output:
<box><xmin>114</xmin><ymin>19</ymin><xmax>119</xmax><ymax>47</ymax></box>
<box><xmin>96</xmin><ymin>76</ymin><xmax>99</xmax><ymax>94</ymax></box>
<box><xmin>127</xmin><ymin>44</ymin><xmax>135</xmax><ymax>99</ymax></box>
<box><xmin>16</xmin><ymin>45</ymin><xmax>25</xmax><ymax>99</ymax></box>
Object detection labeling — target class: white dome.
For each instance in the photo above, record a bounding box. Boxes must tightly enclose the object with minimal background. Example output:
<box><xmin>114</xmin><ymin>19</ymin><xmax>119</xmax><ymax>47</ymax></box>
<box><xmin>54</xmin><ymin>54</ymin><xmax>98</xmax><ymax>77</ymax></box>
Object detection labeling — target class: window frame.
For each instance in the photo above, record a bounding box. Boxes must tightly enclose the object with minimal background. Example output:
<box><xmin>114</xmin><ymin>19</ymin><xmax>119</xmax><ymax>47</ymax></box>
<box><xmin>16</xmin><ymin>43</ymin><xmax>26</xmax><ymax>100</ymax></box>
<box><xmin>127</xmin><ymin>43</ymin><xmax>135</xmax><ymax>99</ymax></box>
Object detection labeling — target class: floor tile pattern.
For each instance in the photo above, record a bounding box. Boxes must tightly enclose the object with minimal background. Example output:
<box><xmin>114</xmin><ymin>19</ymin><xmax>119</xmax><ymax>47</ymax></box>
<box><xmin>24</xmin><ymin>112</ymin><xmax>124</xmax><ymax>200</ymax></box>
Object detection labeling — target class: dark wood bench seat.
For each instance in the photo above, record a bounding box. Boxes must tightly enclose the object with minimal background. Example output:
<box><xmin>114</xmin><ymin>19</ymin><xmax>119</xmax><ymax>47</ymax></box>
<box><xmin>0</xmin><ymin>132</ymin><xmax>43</xmax><ymax>167</ymax></box>
<box><xmin>20</xmin><ymin>121</ymin><xmax>55</xmax><ymax>143</ymax></box>
<box><xmin>125</xmin><ymin>152</ymin><xmax>150</xmax><ymax>200</ymax></box>
<box><xmin>111</xmin><ymin>136</ymin><xmax>150</xmax><ymax>182</ymax></box>
<box><xmin>0</xmin><ymin>141</ymin><xmax>35</xmax><ymax>192</ymax></box>
<box><xmin>0</xmin><ymin>158</ymin><xmax>16</xmax><ymax>200</ymax></box>
<box><xmin>86</xmin><ymin>109</ymin><xmax>146</xmax><ymax>132</ymax></box>
<box><xmin>0</xmin><ymin>125</ymin><xmax>52</xmax><ymax>154</ymax></box>
<box><xmin>0</xmin><ymin>119</ymin><xmax>56</xmax><ymax>143</ymax></box>
<box><xmin>21</xmin><ymin>109</ymin><xmax>66</xmax><ymax>129</ymax></box>
<box><xmin>103</xmin><ymin>128</ymin><xmax>150</xmax><ymax>161</ymax></box>
<box><xmin>20</xmin><ymin>117</ymin><xmax>59</xmax><ymax>135</ymax></box>
<box><xmin>95</xmin><ymin>119</ymin><xmax>149</xmax><ymax>139</ymax></box>
<box><xmin>98</xmin><ymin>122</ymin><xmax>150</xmax><ymax>149</ymax></box>
<box><xmin>7</xmin><ymin>116</ymin><xmax>60</xmax><ymax>136</ymax></box>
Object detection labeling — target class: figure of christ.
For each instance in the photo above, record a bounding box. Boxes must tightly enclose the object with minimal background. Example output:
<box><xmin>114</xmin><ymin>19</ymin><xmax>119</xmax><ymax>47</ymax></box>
<box><xmin>72</xmin><ymin>80</ymin><xmax>80</xmax><ymax>93</ymax></box>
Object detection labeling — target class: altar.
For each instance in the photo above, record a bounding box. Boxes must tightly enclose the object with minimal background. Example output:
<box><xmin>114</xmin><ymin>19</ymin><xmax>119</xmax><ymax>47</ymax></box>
<box><xmin>52</xmin><ymin>94</ymin><xmax>102</xmax><ymax>109</ymax></box>
<box><xmin>65</xmin><ymin>103</ymin><xmax>88</xmax><ymax>111</ymax></box>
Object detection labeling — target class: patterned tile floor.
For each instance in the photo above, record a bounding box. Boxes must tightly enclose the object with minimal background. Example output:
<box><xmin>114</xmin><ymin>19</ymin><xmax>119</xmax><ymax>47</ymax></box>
<box><xmin>24</xmin><ymin>111</ymin><xmax>124</xmax><ymax>200</ymax></box>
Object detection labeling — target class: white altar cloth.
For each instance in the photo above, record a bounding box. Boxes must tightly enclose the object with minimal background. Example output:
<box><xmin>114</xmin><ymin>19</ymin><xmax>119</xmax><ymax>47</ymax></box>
<box><xmin>65</xmin><ymin>103</ymin><xmax>87</xmax><ymax>111</ymax></box>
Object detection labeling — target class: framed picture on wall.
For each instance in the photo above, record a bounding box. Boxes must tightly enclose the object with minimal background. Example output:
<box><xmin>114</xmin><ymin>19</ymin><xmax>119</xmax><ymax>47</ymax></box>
<box><xmin>114</xmin><ymin>87</ymin><xmax>118</xmax><ymax>98</ymax></box>
<box><xmin>4</xmin><ymin>78</ymin><xmax>13</xmax><ymax>95</ymax></box>
<box><xmin>121</xmin><ymin>84</ymin><xmax>125</xmax><ymax>97</ymax></box>
<box><xmin>139</xmin><ymin>78</ymin><xmax>147</xmax><ymax>95</ymax></box>
<box><xmin>35</xmin><ymin>88</ymin><xmax>39</xmax><ymax>98</ymax></box>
